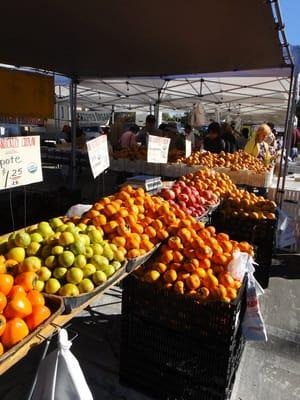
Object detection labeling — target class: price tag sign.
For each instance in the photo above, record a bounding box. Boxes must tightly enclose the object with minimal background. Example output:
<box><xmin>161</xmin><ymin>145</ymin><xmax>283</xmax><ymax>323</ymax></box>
<box><xmin>185</xmin><ymin>138</ymin><xmax>192</xmax><ymax>157</ymax></box>
<box><xmin>147</xmin><ymin>135</ymin><xmax>170</xmax><ymax>164</ymax></box>
<box><xmin>87</xmin><ymin>135</ymin><xmax>110</xmax><ymax>178</ymax></box>
<box><xmin>0</xmin><ymin>136</ymin><xmax>43</xmax><ymax>190</ymax></box>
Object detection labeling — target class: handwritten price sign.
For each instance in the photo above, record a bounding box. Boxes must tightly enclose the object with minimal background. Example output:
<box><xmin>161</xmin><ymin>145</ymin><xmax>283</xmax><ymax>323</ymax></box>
<box><xmin>147</xmin><ymin>135</ymin><xmax>170</xmax><ymax>164</ymax></box>
<box><xmin>87</xmin><ymin>135</ymin><xmax>110</xmax><ymax>178</ymax></box>
<box><xmin>0</xmin><ymin>136</ymin><xmax>43</xmax><ymax>190</ymax></box>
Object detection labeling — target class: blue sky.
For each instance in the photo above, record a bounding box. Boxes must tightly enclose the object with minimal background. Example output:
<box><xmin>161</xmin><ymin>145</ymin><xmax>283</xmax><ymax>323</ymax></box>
<box><xmin>280</xmin><ymin>0</ymin><xmax>300</xmax><ymax>45</ymax></box>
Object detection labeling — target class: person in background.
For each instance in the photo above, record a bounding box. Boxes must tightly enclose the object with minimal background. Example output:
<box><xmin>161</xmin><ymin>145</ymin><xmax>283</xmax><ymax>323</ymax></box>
<box><xmin>136</xmin><ymin>115</ymin><xmax>161</xmax><ymax>146</ymax></box>
<box><xmin>203</xmin><ymin>122</ymin><xmax>225</xmax><ymax>153</ymax></box>
<box><xmin>119</xmin><ymin>124</ymin><xmax>139</xmax><ymax>148</ymax></box>
<box><xmin>244</xmin><ymin>124</ymin><xmax>271</xmax><ymax>164</ymax></box>
<box><xmin>291</xmin><ymin>126</ymin><xmax>300</xmax><ymax>161</ymax></box>
<box><xmin>163</xmin><ymin>123</ymin><xmax>180</xmax><ymax>150</ymax></box>
<box><xmin>237</xmin><ymin>127</ymin><xmax>249</xmax><ymax>150</ymax></box>
<box><xmin>184</xmin><ymin>124</ymin><xmax>195</xmax><ymax>150</ymax></box>
<box><xmin>221</xmin><ymin>123</ymin><xmax>236</xmax><ymax>153</ymax></box>
<box><xmin>62</xmin><ymin>125</ymin><xmax>72</xmax><ymax>143</ymax></box>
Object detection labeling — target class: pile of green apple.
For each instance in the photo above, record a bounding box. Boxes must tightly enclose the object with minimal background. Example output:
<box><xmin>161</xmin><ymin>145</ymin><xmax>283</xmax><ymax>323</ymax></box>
<box><xmin>4</xmin><ymin>218</ymin><xmax>125</xmax><ymax>296</ymax></box>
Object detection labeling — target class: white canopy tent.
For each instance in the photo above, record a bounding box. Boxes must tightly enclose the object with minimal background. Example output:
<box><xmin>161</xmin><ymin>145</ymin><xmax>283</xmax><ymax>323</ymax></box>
<box><xmin>55</xmin><ymin>68</ymin><xmax>291</xmax><ymax>125</ymax></box>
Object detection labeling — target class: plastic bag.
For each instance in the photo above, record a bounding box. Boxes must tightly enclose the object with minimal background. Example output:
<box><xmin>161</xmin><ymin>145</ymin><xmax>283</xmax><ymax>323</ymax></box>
<box><xmin>31</xmin><ymin>329</ymin><xmax>93</xmax><ymax>400</ymax></box>
<box><xmin>241</xmin><ymin>257</ymin><xmax>267</xmax><ymax>342</ymax></box>
<box><xmin>276</xmin><ymin>208</ymin><xmax>297</xmax><ymax>249</ymax></box>
<box><xmin>66</xmin><ymin>204</ymin><xmax>92</xmax><ymax>218</ymax></box>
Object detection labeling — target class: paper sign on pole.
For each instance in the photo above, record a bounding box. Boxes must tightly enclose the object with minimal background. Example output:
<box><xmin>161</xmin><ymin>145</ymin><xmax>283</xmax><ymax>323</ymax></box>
<box><xmin>0</xmin><ymin>136</ymin><xmax>43</xmax><ymax>190</ymax></box>
<box><xmin>147</xmin><ymin>135</ymin><xmax>170</xmax><ymax>164</ymax></box>
<box><xmin>87</xmin><ymin>135</ymin><xmax>110</xmax><ymax>178</ymax></box>
<box><xmin>185</xmin><ymin>138</ymin><xmax>192</xmax><ymax>158</ymax></box>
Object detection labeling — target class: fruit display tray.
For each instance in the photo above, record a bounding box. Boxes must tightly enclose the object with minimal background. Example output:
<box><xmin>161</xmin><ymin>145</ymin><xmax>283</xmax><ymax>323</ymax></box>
<box><xmin>0</xmin><ymin>294</ymin><xmax>64</xmax><ymax>366</ymax></box>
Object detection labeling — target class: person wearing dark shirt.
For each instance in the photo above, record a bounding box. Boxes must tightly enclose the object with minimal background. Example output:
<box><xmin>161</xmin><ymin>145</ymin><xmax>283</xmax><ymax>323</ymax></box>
<box><xmin>136</xmin><ymin>114</ymin><xmax>161</xmax><ymax>146</ymax></box>
<box><xmin>221</xmin><ymin>123</ymin><xmax>236</xmax><ymax>153</ymax></box>
<box><xmin>203</xmin><ymin>122</ymin><xmax>225</xmax><ymax>153</ymax></box>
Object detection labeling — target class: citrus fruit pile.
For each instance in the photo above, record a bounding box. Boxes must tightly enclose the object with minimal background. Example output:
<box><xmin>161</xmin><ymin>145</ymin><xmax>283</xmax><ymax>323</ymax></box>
<box><xmin>0</xmin><ymin>264</ymin><xmax>51</xmax><ymax>353</ymax></box>
<box><xmin>139</xmin><ymin>223</ymin><xmax>254</xmax><ymax>302</ymax></box>
<box><xmin>175</xmin><ymin>150</ymin><xmax>271</xmax><ymax>173</ymax></box>
<box><xmin>81</xmin><ymin>185</ymin><xmax>193</xmax><ymax>259</ymax></box>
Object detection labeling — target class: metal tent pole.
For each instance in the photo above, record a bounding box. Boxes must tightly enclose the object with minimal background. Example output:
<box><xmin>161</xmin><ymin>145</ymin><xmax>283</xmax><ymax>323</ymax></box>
<box><xmin>111</xmin><ymin>105</ymin><xmax>115</xmax><ymax>124</ymax></box>
<box><xmin>154</xmin><ymin>90</ymin><xmax>161</xmax><ymax>128</ymax></box>
<box><xmin>70</xmin><ymin>78</ymin><xmax>77</xmax><ymax>188</ymax></box>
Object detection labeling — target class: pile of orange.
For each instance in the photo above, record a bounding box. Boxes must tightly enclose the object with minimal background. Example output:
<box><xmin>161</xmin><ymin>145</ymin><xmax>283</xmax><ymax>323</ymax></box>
<box><xmin>0</xmin><ymin>258</ymin><xmax>51</xmax><ymax>354</ymax></box>
<box><xmin>112</xmin><ymin>147</ymin><xmax>183</xmax><ymax>163</ymax></box>
<box><xmin>81</xmin><ymin>185</ymin><xmax>199</xmax><ymax>259</ymax></box>
<box><xmin>176</xmin><ymin>150</ymin><xmax>271</xmax><ymax>173</ymax></box>
<box><xmin>178</xmin><ymin>169</ymin><xmax>276</xmax><ymax>220</ymax></box>
<box><xmin>139</xmin><ymin>223</ymin><xmax>253</xmax><ymax>302</ymax></box>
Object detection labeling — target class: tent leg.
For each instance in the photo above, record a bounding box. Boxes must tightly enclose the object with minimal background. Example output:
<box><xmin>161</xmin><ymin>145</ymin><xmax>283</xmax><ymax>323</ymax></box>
<box><xmin>275</xmin><ymin>66</ymin><xmax>297</xmax><ymax>206</ymax></box>
<box><xmin>154</xmin><ymin>90</ymin><xmax>161</xmax><ymax>128</ymax></box>
<box><xmin>111</xmin><ymin>105</ymin><xmax>115</xmax><ymax>124</ymax></box>
<box><xmin>70</xmin><ymin>79</ymin><xmax>77</xmax><ymax>189</ymax></box>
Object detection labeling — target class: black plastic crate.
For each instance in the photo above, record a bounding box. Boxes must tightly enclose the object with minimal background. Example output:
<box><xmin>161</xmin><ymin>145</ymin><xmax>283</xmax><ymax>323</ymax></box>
<box><xmin>120</xmin><ymin>316</ymin><xmax>245</xmax><ymax>400</ymax></box>
<box><xmin>210</xmin><ymin>211</ymin><xmax>277</xmax><ymax>288</ymax></box>
<box><xmin>122</xmin><ymin>274</ymin><xmax>247</xmax><ymax>346</ymax></box>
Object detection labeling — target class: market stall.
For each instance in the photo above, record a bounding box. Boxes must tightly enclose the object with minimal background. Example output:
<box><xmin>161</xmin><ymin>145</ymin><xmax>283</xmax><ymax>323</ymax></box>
<box><xmin>0</xmin><ymin>0</ymin><xmax>297</xmax><ymax>399</ymax></box>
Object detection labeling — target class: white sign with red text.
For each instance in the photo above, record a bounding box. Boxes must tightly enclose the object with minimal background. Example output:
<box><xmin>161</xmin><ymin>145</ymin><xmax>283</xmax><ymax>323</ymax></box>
<box><xmin>0</xmin><ymin>136</ymin><xmax>43</xmax><ymax>190</ymax></box>
<box><xmin>87</xmin><ymin>135</ymin><xmax>110</xmax><ymax>178</ymax></box>
<box><xmin>147</xmin><ymin>135</ymin><xmax>170</xmax><ymax>164</ymax></box>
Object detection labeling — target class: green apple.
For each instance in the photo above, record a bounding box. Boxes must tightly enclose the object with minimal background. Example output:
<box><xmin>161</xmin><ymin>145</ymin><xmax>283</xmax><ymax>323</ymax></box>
<box><xmin>58</xmin><ymin>232</ymin><xmax>75</xmax><ymax>246</ymax></box>
<box><xmin>37</xmin><ymin>266</ymin><xmax>52</xmax><ymax>281</ymax></box>
<box><xmin>70</xmin><ymin>238</ymin><xmax>86</xmax><ymax>255</ymax></box>
<box><xmin>53</xmin><ymin>267</ymin><xmax>68</xmax><ymax>280</ymax></box>
<box><xmin>51</xmin><ymin>245</ymin><xmax>64</xmax><ymax>255</ymax></box>
<box><xmin>58</xmin><ymin>251</ymin><xmax>75</xmax><ymax>268</ymax></box>
<box><xmin>84</xmin><ymin>246</ymin><xmax>94</xmax><ymax>259</ymax></box>
<box><xmin>20</xmin><ymin>256</ymin><xmax>41</xmax><ymax>272</ymax></box>
<box><xmin>86</xmin><ymin>225</ymin><xmax>96</xmax><ymax>232</ymax></box>
<box><xmin>50</xmin><ymin>217</ymin><xmax>64</xmax><ymax>229</ymax></box>
<box><xmin>30</xmin><ymin>232</ymin><xmax>43</xmax><ymax>243</ymax></box>
<box><xmin>102</xmin><ymin>264</ymin><xmax>115</xmax><ymax>278</ymax></box>
<box><xmin>45</xmin><ymin>255</ymin><xmax>57</xmax><ymax>269</ymax></box>
<box><xmin>113</xmin><ymin>249</ymin><xmax>126</xmax><ymax>262</ymax></box>
<box><xmin>66</xmin><ymin>267</ymin><xmax>83</xmax><ymax>284</ymax></box>
<box><xmin>80</xmin><ymin>234</ymin><xmax>90</xmax><ymax>246</ymax></box>
<box><xmin>109</xmin><ymin>243</ymin><xmax>118</xmax><ymax>253</ymax></box>
<box><xmin>41</xmin><ymin>245</ymin><xmax>52</xmax><ymax>258</ymax></box>
<box><xmin>74</xmin><ymin>254</ymin><xmax>87</xmax><ymax>268</ymax></box>
<box><xmin>112</xmin><ymin>260</ymin><xmax>122</xmax><ymax>271</ymax></box>
<box><xmin>38</xmin><ymin>221</ymin><xmax>54</xmax><ymax>238</ymax></box>
<box><xmin>6</xmin><ymin>247</ymin><xmax>26</xmax><ymax>263</ymax></box>
<box><xmin>57</xmin><ymin>224</ymin><xmax>68</xmax><ymax>232</ymax></box>
<box><xmin>45</xmin><ymin>278</ymin><xmax>61</xmax><ymax>294</ymax></box>
<box><xmin>92</xmin><ymin>271</ymin><xmax>107</xmax><ymax>285</ymax></box>
<box><xmin>59</xmin><ymin>283</ymin><xmax>79</xmax><ymax>297</ymax></box>
<box><xmin>102</xmin><ymin>244</ymin><xmax>114</xmax><ymax>261</ymax></box>
<box><xmin>77</xmin><ymin>223</ymin><xmax>87</xmax><ymax>232</ymax></box>
<box><xmin>88</xmin><ymin>229</ymin><xmax>103</xmax><ymax>244</ymax></box>
<box><xmin>91</xmin><ymin>243</ymin><xmax>103</xmax><ymax>255</ymax></box>
<box><xmin>15</xmin><ymin>232</ymin><xmax>31</xmax><ymax>248</ymax></box>
<box><xmin>66</xmin><ymin>222</ymin><xmax>75</xmax><ymax>229</ymax></box>
<box><xmin>78</xmin><ymin>278</ymin><xmax>94</xmax><ymax>294</ymax></box>
<box><xmin>91</xmin><ymin>255</ymin><xmax>109</xmax><ymax>269</ymax></box>
<box><xmin>82</xmin><ymin>263</ymin><xmax>96</xmax><ymax>277</ymax></box>
<box><xmin>33</xmin><ymin>279</ymin><xmax>45</xmax><ymax>292</ymax></box>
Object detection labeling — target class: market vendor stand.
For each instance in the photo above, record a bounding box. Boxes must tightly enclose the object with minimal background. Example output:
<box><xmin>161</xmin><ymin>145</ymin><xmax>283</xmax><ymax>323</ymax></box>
<box><xmin>0</xmin><ymin>1</ymin><xmax>297</xmax><ymax>399</ymax></box>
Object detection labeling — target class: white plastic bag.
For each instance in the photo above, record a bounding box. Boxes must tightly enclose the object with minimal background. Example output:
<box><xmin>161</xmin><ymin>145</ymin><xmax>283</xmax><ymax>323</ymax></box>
<box><xmin>241</xmin><ymin>257</ymin><xmax>267</xmax><ymax>342</ymax></box>
<box><xmin>276</xmin><ymin>208</ymin><xmax>297</xmax><ymax>249</ymax></box>
<box><xmin>31</xmin><ymin>329</ymin><xmax>93</xmax><ymax>400</ymax></box>
<box><xmin>66</xmin><ymin>204</ymin><xmax>92</xmax><ymax>218</ymax></box>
